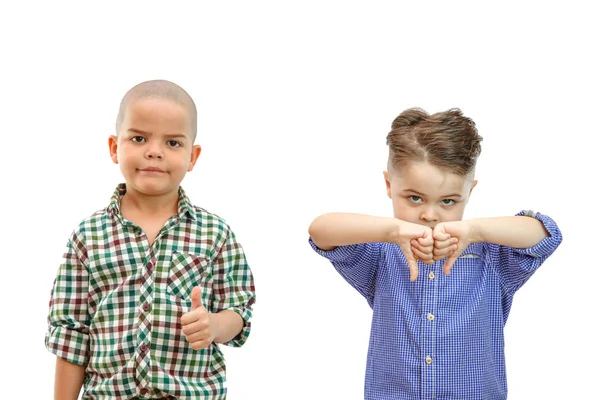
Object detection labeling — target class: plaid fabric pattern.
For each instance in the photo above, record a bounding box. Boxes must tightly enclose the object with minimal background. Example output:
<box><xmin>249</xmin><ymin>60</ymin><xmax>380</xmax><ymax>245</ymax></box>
<box><xmin>46</xmin><ymin>184</ymin><xmax>256</xmax><ymax>400</ymax></box>
<box><xmin>309</xmin><ymin>211</ymin><xmax>562</xmax><ymax>400</ymax></box>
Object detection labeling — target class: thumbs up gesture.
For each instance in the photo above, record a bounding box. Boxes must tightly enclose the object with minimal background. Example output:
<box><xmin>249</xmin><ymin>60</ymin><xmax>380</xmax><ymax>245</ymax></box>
<box><xmin>181</xmin><ymin>286</ymin><xmax>215</xmax><ymax>350</ymax></box>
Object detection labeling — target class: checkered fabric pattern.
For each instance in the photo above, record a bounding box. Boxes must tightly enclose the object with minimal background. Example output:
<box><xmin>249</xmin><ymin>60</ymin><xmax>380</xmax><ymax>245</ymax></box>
<box><xmin>309</xmin><ymin>210</ymin><xmax>562</xmax><ymax>400</ymax></box>
<box><xmin>46</xmin><ymin>184</ymin><xmax>256</xmax><ymax>400</ymax></box>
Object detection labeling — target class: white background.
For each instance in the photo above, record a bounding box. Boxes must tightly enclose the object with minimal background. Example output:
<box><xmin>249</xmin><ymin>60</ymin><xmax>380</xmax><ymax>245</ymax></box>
<box><xmin>1</xmin><ymin>1</ymin><xmax>598</xmax><ymax>399</ymax></box>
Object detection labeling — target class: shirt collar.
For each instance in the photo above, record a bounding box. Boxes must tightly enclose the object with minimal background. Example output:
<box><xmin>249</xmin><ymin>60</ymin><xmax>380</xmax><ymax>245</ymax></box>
<box><xmin>107</xmin><ymin>183</ymin><xmax>196</xmax><ymax>221</ymax></box>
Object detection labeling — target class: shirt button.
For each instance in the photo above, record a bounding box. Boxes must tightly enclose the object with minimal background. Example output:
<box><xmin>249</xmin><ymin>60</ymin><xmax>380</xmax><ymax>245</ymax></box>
<box><xmin>142</xmin><ymin>303</ymin><xmax>150</xmax><ymax>312</ymax></box>
<box><xmin>427</xmin><ymin>313</ymin><xmax>435</xmax><ymax>321</ymax></box>
<box><xmin>146</xmin><ymin>262</ymin><xmax>153</xmax><ymax>270</ymax></box>
<box><xmin>428</xmin><ymin>271</ymin><xmax>435</xmax><ymax>280</ymax></box>
<box><xmin>425</xmin><ymin>356</ymin><xmax>433</xmax><ymax>364</ymax></box>
<box><xmin>140</xmin><ymin>388</ymin><xmax>148</xmax><ymax>395</ymax></box>
<box><xmin>140</xmin><ymin>344</ymin><xmax>148</xmax><ymax>353</ymax></box>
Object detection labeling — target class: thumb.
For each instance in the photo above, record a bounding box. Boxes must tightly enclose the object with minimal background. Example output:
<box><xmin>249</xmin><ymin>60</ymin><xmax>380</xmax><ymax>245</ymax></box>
<box><xmin>444</xmin><ymin>254</ymin><xmax>458</xmax><ymax>276</ymax></box>
<box><xmin>399</xmin><ymin>242</ymin><xmax>419</xmax><ymax>282</ymax></box>
<box><xmin>407</xmin><ymin>259</ymin><xmax>419</xmax><ymax>282</ymax></box>
<box><xmin>190</xmin><ymin>286</ymin><xmax>203</xmax><ymax>310</ymax></box>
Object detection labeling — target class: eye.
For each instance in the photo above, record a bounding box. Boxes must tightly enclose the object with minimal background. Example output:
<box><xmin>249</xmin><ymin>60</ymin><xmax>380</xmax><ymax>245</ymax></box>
<box><xmin>131</xmin><ymin>136</ymin><xmax>145</xmax><ymax>143</ymax></box>
<box><xmin>441</xmin><ymin>199</ymin><xmax>456</xmax><ymax>206</ymax></box>
<box><xmin>408</xmin><ymin>195</ymin><xmax>423</xmax><ymax>203</ymax></box>
<box><xmin>167</xmin><ymin>140</ymin><xmax>182</xmax><ymax>148</ymax></box>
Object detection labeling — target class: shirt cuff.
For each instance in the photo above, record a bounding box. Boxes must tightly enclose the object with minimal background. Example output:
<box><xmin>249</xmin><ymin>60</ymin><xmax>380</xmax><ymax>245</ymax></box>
<box><xmin>308</xmin><ymin>237</ymin><xmax>366</xmax><ymax>262</ymax></box>
<box><xmin>220</xmin><ymin>306</ymin><xmax>253</xmax><ymax>347</ymax></box>
<box><xmin>513</xmin><ymin>210</ymin><xmax>563</xmax><ymax>259</ymax></box>
<box><xmin>45</xmin><ymin>326</ymin><xmax>89</xmax><ymax>366</ymax></box>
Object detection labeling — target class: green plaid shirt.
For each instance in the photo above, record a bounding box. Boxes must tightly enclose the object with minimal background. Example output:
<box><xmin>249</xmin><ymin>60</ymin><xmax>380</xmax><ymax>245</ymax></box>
<box><xmin>46</xmin><ymin>184</ymin><xmax>256</xmax><ymax>399</ymax></box>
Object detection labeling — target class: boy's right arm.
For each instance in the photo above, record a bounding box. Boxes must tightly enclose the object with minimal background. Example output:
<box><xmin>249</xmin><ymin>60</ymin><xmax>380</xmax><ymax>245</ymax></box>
<box><xmin>46</xmin><ymin>230</ymin><xmax>90</xmax><ymax>400</ymax></box>
<box><xmin>54</xmin><ymin>357</ymin><xmax>85</xmax><ymax>400</ymax></box>
<box><xmin>308</xmin><ymin>213</ymin><xmax>404</xmax><ymax>250</ymax></box>
<box><xmin>308</xmin><ymin>213</ymin><xmax>440</xmax><ymax>281</ymax></box>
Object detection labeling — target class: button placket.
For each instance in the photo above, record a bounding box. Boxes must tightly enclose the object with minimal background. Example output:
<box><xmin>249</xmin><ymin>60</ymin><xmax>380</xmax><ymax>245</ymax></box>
<box><xmin>421</xmin><ymin>262</ymin><xmax>439</xmax><ymax>399</ymax></box>
<box><xmin>135</xmin><ymin>252</ymin><xmax>156</xmax><ymax>389</ymax></box>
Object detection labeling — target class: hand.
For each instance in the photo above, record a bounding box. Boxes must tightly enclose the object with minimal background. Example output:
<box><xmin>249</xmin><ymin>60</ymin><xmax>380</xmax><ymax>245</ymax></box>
<box><xmin>181</xmin><ymin>286</ymin><xmax>215</xmax><ymax>350</ymax></box>
<box><xmin>432</xmin><ymin>221</ymin><xmax>472</xmax><ymax>276</ymax></box>
<box><xmin>396</xmin><ymin>221</ymin><xmax>434</xmax><ymax>282</ymax></box>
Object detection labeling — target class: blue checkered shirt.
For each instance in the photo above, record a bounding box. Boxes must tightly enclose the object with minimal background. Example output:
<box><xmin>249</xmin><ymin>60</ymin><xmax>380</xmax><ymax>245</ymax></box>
<box><xmin>309</xmin><ymin>210</ymin><xmax>562</xmax><ymax>400</ymax></box>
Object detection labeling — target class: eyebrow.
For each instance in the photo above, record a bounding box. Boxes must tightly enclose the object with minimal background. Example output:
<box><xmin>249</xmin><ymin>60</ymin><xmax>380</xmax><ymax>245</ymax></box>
<box><xmin>403</xmin><ymin>189</ymin><xmax>463</xmax><ymax>198</ymax></box>
<box><xmin>127</xmin><ymin>128</ymin><xmax>188</xmax><ymax>139</ymax></box>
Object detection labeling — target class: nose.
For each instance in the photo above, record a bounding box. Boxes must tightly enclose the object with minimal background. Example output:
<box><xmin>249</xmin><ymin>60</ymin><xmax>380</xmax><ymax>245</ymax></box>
<box><xmin>144</xmin><ymin>142</ymin><xmax>164</xmax><ymax>160</ymax></box>
<box><xmin>419</xmin><ymin>206</ymin><xmax>438</xmax><ymax>223</ymax></box>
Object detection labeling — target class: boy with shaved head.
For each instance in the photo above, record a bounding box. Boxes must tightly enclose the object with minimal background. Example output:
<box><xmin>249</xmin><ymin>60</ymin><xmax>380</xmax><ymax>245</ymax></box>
<box><xmin>46</xmin><ymin>80</ymin><xmax>256</xmax><ymax>400</ymax></box>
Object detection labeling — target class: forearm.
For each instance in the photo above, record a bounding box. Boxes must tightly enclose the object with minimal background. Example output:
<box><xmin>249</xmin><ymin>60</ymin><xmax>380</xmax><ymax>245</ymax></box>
<box><xmin>54</xmin><ymin>357</ymin><xmax>85</xmax><ymax>400</ymax></box>
<box><xmin>308</xmin><ymin>213</ymin><xmax>401</xmax><ymax>250</ymax></box>
<box><xmin>212</xmin><ymin>310</ymin><xmax>244</xmax><ymax>344</ymax></box>
<box><xmin>469</xmin><ymin>216</ymin><xmax>549</xmax><ymax>248</ymax></box>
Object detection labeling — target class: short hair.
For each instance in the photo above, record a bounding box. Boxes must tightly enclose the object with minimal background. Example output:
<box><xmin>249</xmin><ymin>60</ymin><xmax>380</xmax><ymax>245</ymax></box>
<box><xmin>116</xmin><ymin>79</ymin><xmax>197</xmax><ymax>140</ymax></box>
<box><xmin>386</xmin><ymin>107</ymin><xmax>482</xmax><ymax>176</ymax></box>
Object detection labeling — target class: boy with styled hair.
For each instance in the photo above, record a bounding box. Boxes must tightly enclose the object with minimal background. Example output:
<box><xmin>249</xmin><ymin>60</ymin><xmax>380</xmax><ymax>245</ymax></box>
<box><xmin>46</xmin><ymin>79</ymin><xmax>256</xmax><ymax>400</ymax></box>
<box><xmin>308</xmin><ymin>108</ymin><xmax>562</xmax><ymax>399</ymax></box>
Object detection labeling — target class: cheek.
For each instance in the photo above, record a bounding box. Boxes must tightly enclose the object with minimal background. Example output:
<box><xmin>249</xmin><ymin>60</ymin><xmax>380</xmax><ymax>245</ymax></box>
<box><xmin>391</xmin><ymin>199</ymin><xmax>415</xmax><ymax>217</ymax></box>
<box><xmin>170</xmin><ymin>154</ymin><xmax>191</xmax><ymax>170</ymax></box>
<box><xmin>445</xmin><ymin>204</ymin><xmax>467</xmax><ymax>219</ymax></box>
<box><xmin>117</xmin><ymin>144</ymin><xmax>135</xmax><ymax>161</ymax></box>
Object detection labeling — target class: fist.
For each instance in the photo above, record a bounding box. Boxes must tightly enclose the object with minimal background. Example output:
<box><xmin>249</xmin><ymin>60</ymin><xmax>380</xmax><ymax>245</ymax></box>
<box><xmin>396</xmin><ymin>221</ymin><xmax>435</xmax><ymax>282</ymax></box>
<box><xmin>181</xmin><ymin>286</ymin><xmax>215</xmax><ymax>350</ymax></box>
<box><xmin>433</xmin><ymin>220</ymin><xmax>471</xmax><ymax>276</ymax></box>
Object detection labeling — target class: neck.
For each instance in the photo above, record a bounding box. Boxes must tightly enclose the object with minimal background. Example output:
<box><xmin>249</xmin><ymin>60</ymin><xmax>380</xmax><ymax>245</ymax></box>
<box><xmin>121</xmin><ymin>186</ymin><xmax>179</xmax><ymax>216</ymax></box>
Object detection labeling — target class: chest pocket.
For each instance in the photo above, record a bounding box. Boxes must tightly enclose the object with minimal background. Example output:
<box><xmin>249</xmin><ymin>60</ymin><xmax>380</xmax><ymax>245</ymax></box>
<box><xmin>459</xmin><ymin>243</ymin><xmax>485</xmax><ymax>260</ymax></box>
<box><xmin>459</xmin><ymin>253</ymin><xmax>482</xmax><ymax>259</ymax></box>
<box><xmin>447</xmin><ymin>244</ymin><xmax>487</xmax><ymax>282</ymax></box>
<box><xmin>167</xmin><ymin>251</ymin><xmax>213</xmax><ymax>308</ymax></box>
<box><xmin>450</xmin><ymin>243</ymin><xmax>485</xmax><ymax>286</ymax></box>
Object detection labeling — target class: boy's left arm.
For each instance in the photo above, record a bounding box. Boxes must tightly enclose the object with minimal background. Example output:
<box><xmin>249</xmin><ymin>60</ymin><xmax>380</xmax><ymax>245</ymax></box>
<box><xmin>210</xmin><ymin>228</ymin><xmax>256</xmax><ymax>346</ymax></box>
<box><xmin>436</xmin><ymin>210</ymin><xmax>563</xmax><ymax>292</ymax></box>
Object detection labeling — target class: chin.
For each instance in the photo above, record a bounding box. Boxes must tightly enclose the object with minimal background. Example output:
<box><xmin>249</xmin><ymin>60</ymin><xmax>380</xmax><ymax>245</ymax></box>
<box><xmin>133</xmin><ymin>182</ymin><xmax>177</xmax><ymax>196</ymax></box>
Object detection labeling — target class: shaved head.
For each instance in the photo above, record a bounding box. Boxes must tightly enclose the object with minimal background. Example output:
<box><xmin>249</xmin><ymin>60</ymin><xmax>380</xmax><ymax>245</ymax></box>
<box><xmin>116</xmin><ymin>79</ymin><xmax>197</xmax><ymax>140</ymax></box>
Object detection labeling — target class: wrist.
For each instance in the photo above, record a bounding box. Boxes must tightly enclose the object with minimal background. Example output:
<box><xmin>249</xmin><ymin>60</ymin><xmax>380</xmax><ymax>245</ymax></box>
<box><xmin>209</xmin><ymin>312</ymin><xmax>220</xmax><ymax>342</ymax></box>
<box><xmin>467</xmin><ymin>219</ymin><xmax>483</xmax><ymax>243</ymax></box>
<box><xmin>388</xmin><ymin>218</ymin><xmax>404</xmax><ymax>243</ymax></box>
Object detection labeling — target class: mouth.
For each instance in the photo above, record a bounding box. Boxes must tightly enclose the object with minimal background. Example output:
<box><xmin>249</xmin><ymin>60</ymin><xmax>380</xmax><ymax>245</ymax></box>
<box><xmin>138</xmin><ymin>167</ymin><xmax>166</xmax><ymax>173</ymax></box>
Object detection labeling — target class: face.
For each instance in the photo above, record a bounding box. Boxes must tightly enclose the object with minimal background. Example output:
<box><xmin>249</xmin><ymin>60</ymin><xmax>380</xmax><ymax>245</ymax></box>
<box><xmin>384</xmin><ymin>161</ymin><xmax>477</xmax><ymax>228</ymax></box>
<box><xmin>108</xmin><ymin>97</ymin><xmax>201</xmax><ymax>197</ymax></box>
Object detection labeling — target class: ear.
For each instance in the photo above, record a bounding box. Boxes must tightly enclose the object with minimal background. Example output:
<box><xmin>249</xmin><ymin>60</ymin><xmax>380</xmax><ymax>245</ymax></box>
<box><xmin>383</xmin><ymin>170</ymin><xmax>392</xmax><ymax>199</ymax></box>
<box><xmin>108</xmin><ymin>135</ymin><xmax>119</xmax><ymax>164</ymax></box>
<box><xmin>187</xmin><ymin>145</ymin><xmax>202</xmax><ymax>172</ymax></box>
<box><xmin>468</xmin><ymin>179</ymin><xmax>478</xmax><ymax>197</ymax></box>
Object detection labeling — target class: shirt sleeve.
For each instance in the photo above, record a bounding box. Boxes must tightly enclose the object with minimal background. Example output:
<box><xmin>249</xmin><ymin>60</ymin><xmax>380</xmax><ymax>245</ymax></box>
<box><xmin>308</xmin><ymin>238</ymin><xmax>383</xmax><ymax>307</ymax></box>
<box><xmin>210</xmin><ymin>228</ymin><xmax>256</xmax><ymax>347</ymax></box>
<box><xmin>486</xmin><ymin>210</ymin><xmax>563</xmax><ymax>296</ymax></box>
<box><xmin>45</xmin><ymin>229</ymin><xmax>91</xmax><ymax>366</ymax></box>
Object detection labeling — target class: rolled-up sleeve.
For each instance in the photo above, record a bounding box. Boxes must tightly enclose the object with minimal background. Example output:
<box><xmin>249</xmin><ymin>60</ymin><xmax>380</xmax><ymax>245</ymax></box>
<box><xmin>211</xmin><ymin>228</ymin><xmax>256</xmax><ymax>347</ymax></box>
<box><xmin>489</xmin><ymin>210</ymin><xmax>563</xmax><ymax>296</ymax></box>
<box><xmin>45</xmin><ymin>230</ymin><xmax>90</xmax><ymax>366</ymax></box>
<box><xmin>308</xmin><ymin>238</ymin><xmax>382</xmax><ymax>307</ymax></box>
